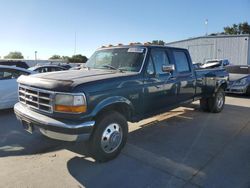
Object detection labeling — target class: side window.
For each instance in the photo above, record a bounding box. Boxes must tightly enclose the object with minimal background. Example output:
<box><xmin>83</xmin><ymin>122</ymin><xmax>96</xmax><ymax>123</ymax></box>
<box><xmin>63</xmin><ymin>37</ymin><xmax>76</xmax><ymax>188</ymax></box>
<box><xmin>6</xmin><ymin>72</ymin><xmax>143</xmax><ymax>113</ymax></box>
<box><xmin>0</xmin><ymin>69</ymin><xmax>27</xmax><ymax>80</ymax></box>
<box><xmin>47</xmin><ymin>67</ymin><xmax>52</xmax><ymax>72</ymax></box>
<box><xmin>49</xmin><ymin>67</ymin><xmax>56</xmax><ymax>72</ymax></box>
<box><xmin>55</xmin><ymin>67</ymin><xmax>61</xmax><ymax>71</ymax></box>
<box><xmin>40</xmin><ymin>67</ymin><xmax>48</xmax><ymax>73</ymax></box>
<box><xmin>151</xmin><ymin>49</ymin><xmax>170</xmax><ymax>74</ymax></box>
<box><xmin>37</xmin><ymin>68</ymin><xmax>43</xmax><ymax>73</ymax></box>
<box><xmin>0</xmin><ymin>69</ymin><xmax>13</xmax><ymax>80</ymax></box>
<box><xmin>12</xmin><ymin>70</ymin><xmax>29</xmax><ymax>78</ymax></box>
<box><xmin>173</xmin><ymin>51</ymin><xmax>190</xmax><ymax>73</ymax></box>
<box><xmin>146</xmin><ymin>57</ymin><xmax>155</xmax><ymax>75</ymax></box>
<box><xmin>56</xmin><ymin>67</ymin><xmax>64</xmax><ymax>71</ymax></box>
<box><xmin>11</xmin><ymin>70</ymin><xmax>24</xmax><ymax>79</ymax></box>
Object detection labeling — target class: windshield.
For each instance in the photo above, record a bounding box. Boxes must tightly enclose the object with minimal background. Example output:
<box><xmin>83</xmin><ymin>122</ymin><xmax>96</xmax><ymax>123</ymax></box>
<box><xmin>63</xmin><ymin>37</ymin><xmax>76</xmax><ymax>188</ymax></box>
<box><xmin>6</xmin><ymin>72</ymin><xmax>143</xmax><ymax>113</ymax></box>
<box><xmin>86</xmin><ymin>47</ymin><xmax>146</xmax><ymax>72</ymax></box>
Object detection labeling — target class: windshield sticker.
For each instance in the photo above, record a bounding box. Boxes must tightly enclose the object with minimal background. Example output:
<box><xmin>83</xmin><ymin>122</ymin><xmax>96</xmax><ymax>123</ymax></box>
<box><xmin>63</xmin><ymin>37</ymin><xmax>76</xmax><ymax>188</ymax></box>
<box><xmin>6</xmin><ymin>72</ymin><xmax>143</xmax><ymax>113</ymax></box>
<box><xmin>127</xmin><ymin>48</ymin><xmax>144</xmax><ymax>53</ymax></box>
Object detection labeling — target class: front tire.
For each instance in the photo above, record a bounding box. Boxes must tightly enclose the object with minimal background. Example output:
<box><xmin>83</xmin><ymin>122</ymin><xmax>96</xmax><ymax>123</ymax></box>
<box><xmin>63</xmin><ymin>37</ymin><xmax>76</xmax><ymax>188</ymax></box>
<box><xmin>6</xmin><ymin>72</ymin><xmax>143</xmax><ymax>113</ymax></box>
<box><xmin>90</xmin><ymin>111</ymin><xmax>128</xmax><ymax>162</ymax></box>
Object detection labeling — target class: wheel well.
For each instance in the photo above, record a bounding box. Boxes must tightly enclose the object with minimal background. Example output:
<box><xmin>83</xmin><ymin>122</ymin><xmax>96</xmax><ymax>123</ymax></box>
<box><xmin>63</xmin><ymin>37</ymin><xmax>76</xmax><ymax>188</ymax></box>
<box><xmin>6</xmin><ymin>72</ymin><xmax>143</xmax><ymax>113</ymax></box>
<box><xmin>95</xmin><ymin>103</ymin><xmax>132</xmax><ymax>121</ymax></box>
<box><xmin>219</xmin><ymin>82</ymin><xmax>227</xmax><ymax>91</ymax></box>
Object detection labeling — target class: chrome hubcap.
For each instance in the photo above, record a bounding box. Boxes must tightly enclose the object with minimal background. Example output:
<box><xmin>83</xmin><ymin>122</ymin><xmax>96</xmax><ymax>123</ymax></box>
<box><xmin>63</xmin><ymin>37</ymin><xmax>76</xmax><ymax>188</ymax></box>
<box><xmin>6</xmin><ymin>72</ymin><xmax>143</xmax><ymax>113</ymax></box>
<box><xmin>101</xmin><ymin>123</ymin><xmax>122</xmax><ymax>153</ymax></box>
<box><xmin>216</xmin><ymin>93</ymin><xmax>224</xmax><ymax>109</ymax></box>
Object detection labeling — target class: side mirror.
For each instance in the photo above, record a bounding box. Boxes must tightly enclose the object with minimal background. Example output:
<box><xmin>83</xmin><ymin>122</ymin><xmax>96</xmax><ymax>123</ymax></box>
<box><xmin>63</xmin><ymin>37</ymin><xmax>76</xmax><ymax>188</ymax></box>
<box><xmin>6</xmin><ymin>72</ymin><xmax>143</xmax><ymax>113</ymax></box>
<box><xmin>162</xmin><ymin>64</ymin><xmax>175</xmax><ymax>73</ymax></box>
<box><xmin>147</xmin><ymin>69</ymin><xmax>155</xmax><ymax>76</ymax></box>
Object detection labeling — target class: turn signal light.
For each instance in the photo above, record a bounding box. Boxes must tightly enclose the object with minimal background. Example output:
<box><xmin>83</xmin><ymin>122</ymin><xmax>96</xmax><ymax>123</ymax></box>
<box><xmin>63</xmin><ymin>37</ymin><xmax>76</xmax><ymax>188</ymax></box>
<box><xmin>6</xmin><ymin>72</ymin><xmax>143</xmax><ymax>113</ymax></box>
<box><xmin>55</xmin><ymin>105</ymin><xmax>87</xmax><ymax>113</ymax></box>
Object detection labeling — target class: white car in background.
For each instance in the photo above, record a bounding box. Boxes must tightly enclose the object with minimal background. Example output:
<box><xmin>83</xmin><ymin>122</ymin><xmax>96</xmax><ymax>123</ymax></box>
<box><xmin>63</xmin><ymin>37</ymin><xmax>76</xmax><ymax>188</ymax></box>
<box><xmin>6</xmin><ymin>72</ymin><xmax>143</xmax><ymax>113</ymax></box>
<box><xmin>200</xmin><ymin>59</ymin><xmax>231</xmax><ymax>69</ymax></box>
<box><xmin>0</xmin><ymin>66</ymin><xmax>34</xmax><ymax>110</ymax></box>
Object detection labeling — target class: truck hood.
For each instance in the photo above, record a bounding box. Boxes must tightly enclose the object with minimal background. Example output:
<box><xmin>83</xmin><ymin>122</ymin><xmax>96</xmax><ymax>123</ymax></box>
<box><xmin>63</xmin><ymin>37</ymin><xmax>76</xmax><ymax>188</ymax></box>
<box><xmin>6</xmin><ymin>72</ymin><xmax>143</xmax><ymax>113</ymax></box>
<box><xmin>17</xmin><ymin>69</ymin><xmax>138</xmax><ymax>92</ymax></box>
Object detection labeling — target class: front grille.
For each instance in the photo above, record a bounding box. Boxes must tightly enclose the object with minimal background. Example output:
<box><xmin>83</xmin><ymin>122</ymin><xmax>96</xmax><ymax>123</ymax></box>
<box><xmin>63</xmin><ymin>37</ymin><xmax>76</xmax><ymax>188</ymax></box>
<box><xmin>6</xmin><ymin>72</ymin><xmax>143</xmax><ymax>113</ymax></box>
<box><xmin>18</xmin><ymin>85</ymin><xmax>54</xmax><ymax>113</ymax></box>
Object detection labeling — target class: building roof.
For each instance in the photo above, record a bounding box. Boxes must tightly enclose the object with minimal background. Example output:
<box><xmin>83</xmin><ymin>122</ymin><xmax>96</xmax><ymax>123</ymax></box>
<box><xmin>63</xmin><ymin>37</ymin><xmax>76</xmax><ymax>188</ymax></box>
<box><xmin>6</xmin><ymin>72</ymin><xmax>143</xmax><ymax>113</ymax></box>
<box><xmin>166</xmin><ymin>34</ymin><xmax>250</xmax><ymax>45</ymax></box>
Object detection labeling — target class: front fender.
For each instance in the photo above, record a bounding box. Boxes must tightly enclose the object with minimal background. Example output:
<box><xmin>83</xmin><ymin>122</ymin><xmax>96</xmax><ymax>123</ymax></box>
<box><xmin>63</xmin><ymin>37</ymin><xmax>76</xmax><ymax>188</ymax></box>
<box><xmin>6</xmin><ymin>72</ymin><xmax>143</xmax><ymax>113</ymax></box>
<box><xmin>90</xmin><ymin>96</ymin><xmax>135</xmax><ymax>117</ymax></box>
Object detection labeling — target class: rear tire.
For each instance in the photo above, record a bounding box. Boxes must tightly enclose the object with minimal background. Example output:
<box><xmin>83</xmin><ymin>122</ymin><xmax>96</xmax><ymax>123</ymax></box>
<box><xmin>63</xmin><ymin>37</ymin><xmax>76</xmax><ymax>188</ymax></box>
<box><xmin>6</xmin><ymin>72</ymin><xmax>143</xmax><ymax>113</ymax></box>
<box><xmin>90</xmin><ymin>111</ymin><xmax>128</xmax><ymax>162</ymax></box>
<box><xmin>208</xmin><ymin>88</ymin><xmax>225</xmax><ymax>113</ymax></box>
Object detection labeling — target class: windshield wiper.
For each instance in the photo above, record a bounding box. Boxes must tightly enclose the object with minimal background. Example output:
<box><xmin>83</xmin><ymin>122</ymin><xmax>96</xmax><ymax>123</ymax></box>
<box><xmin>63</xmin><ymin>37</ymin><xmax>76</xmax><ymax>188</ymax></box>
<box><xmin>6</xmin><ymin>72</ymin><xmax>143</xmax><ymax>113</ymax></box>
<box><xmin>101</xmin><ymin>65</ymin><xmax>124</xmax><ymax>72</ymax></box>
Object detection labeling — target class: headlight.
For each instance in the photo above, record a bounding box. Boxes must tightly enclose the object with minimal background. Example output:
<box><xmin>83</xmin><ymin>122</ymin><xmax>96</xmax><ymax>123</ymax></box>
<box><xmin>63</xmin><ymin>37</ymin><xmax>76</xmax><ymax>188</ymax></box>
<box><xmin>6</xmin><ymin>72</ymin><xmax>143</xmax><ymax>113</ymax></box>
<box><xmin>54</xmin><ymin>93</ymin><xmax>87</xmax><ymax>113</ymax></box>
<box><xmin>234</xmin><ymin>78</ymin><xmax>247</xmax><ymax>86</ymax></box>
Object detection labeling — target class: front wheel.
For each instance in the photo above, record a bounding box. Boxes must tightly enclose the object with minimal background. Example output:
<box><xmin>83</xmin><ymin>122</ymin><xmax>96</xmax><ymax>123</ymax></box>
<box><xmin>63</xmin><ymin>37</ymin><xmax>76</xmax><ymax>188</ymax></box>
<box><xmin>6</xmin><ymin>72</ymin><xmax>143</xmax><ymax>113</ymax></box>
<box><xmin>208</xmin><ymin>88</ymin><xmax>225</xmax><ymax>113</ymax></box>
<box><xmin>90</xmin><ymin>111</ymin><xmax>128</xmax><ymax>162</ymax></box>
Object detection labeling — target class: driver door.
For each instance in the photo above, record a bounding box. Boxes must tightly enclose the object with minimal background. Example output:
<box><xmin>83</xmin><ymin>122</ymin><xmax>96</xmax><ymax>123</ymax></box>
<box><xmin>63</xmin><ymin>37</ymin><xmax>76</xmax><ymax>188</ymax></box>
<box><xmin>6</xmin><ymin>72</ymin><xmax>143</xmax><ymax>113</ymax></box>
<box><xmin>143</xmin><ymin>48</ymin><xmax>178</xmax><ymax>115</ymax></box>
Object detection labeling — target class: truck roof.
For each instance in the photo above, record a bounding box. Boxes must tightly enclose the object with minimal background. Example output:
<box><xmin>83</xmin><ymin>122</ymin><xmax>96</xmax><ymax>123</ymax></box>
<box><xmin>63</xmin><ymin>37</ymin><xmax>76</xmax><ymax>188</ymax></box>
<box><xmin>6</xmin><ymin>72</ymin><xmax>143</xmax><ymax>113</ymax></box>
<box><xmin>98</xmin><ymin>44</ymin><xmax>187</xmax><ymax>51</ymax></box>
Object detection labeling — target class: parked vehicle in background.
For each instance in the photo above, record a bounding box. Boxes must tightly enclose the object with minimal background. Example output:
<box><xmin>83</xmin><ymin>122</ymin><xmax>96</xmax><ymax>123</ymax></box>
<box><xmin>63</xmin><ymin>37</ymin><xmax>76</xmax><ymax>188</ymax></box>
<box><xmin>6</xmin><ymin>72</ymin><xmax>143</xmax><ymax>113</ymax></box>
<box><xmin>28</xmin><ymin>65</ymin><xmax>67</xmax><ymax>73</ymax></box>
<box><xmin>226</xmin><ymin>65</ymin><xmax>250</xmax><ymax>95</ymax></box>
<box><xmin>59</xmin><ymin>64</ymin><xmax>72</xmax><ymax>70</ymax></box>
<box><xmin>47</xmin><ymin>62</ymin><xmax>72</xmax><ymax>70</ymax></box>
<box><xmin>69</xmin><ymin>64</ymin><xmax>86</xmax><ymax>70</ymax></box>
<box><xmin>193</xmin><ymin>62</ymin><xmax>202</xmax><ymax>69</ymax></box>
<box><xmin>14</xmin><ymin>44</ymin><xmax>228</xmax><ymax>162</ymax></box>
<box><xmin>200</xmin><ymin>59</ymin><xmax>231</xmax><ymax>69</ymax></box>
<box><xmin>0</xmin><ymin>66</ymin><xmax>34</xmax><ymax>109</ymax></box>
<box><xmin>0</xmin><ymin>60</ymin><xmax>29</xmax><ymax>69</ymax></box>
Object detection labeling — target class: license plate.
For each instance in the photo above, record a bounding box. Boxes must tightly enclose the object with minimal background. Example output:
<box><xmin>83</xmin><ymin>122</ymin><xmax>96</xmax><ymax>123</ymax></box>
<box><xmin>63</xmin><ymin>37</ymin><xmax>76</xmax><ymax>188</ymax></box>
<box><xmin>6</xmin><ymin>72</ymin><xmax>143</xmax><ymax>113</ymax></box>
<box><xmin>22</xmin><ymin>120</ymin><xmax>34</xmax><ymax>134</ymax></box>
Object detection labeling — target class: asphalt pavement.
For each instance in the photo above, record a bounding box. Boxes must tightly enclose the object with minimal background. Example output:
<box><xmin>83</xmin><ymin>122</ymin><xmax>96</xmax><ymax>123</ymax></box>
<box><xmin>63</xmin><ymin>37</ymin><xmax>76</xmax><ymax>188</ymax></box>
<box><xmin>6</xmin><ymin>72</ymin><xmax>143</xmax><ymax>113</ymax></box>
<box><xmin>0</xmin><ymin>95</ymin><xmax>250</xmax><ymax>188</ymax></box>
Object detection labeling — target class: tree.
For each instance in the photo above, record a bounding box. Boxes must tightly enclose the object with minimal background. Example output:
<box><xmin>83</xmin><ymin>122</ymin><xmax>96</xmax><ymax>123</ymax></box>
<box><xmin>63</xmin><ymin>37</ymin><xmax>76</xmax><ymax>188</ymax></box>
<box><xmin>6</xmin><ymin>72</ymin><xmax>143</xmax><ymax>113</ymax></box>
<box><xmin>223</xmin><ymin>22</ymin><xmax>250</xmax><ymax>35</ymax></box>
<box><xmin>69</xmin><ymin>54</ymin><xmax>88</xmax><ymax>63</ymax></box>
<box><xmin>62</xmin><ymin>56</ymin><xmax>70</xmax><ymax>62</ymax></box>
<box><xmin>49</xmin><ymin>55</ymin><xmax>61</xmax><ymax>59</ymax></box>
<box><xmin>4</xmin><ymin>51</ymin><xmax>24</xmax><ymax>59</ymax></box>
<box><xmin>151</xmin><ymin>40</ymin><xmax>165</xmax><ymax>45</ymax></box>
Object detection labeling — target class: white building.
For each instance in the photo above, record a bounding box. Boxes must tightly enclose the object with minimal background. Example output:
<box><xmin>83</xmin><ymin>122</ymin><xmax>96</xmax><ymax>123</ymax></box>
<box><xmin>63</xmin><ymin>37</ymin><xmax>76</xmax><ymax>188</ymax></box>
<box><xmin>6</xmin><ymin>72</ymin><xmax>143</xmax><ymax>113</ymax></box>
<box><xmin>167</xmin><ymin>34</ymin><xmax>250</xmax><ymax>65</ymax></box>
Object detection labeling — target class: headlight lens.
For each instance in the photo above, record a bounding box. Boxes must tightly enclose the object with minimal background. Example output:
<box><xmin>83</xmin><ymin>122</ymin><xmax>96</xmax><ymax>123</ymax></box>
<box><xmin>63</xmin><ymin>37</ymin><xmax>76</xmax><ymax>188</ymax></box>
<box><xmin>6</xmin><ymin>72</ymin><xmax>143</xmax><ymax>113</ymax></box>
<box><xmin>234</xmin><ymin>78</ymin><xmax>247</xmax><ymax>86</ymax></box>
<box><xmin>54</xmin><ymin>94</ymin><xmax>87</xmax><ymax>113</ymax></box>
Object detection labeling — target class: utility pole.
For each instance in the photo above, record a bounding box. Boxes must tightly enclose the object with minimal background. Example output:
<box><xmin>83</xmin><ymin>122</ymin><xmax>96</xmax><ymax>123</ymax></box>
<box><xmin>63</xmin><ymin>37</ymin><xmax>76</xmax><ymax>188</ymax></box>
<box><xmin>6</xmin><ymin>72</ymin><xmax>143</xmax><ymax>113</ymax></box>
<box><xmin>74</xmin><ymin>32</ymin><xmax>76</xmax><ymax>55</ymax></box>
<box><xmin>205</xmin><ymin>19</ymin><xmax>208</xmax><ymax>36</ymax></box>
<box><xmin>34</xmin><ymin>51</ymin><xmax>37</xmax><ymax>63</ymax></box>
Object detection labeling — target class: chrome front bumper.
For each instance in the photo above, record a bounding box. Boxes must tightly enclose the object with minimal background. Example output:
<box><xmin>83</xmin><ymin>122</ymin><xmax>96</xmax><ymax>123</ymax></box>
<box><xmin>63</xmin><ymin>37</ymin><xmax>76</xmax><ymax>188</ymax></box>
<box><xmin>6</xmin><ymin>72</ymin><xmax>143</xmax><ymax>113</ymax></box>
<box><xmin>14</xmin><ymin>102</ymin><xmax>95</xmax><ymax>141</ymax></box>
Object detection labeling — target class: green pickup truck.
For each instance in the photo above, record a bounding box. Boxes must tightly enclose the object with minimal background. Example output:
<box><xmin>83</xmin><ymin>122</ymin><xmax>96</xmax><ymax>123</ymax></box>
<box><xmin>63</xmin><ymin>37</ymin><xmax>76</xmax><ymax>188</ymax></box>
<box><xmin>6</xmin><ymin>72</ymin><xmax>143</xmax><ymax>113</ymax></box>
<box><xmin>14</xmin><ymin>44</ymin><xmax>228</xmax><ymax>162</ymax></box>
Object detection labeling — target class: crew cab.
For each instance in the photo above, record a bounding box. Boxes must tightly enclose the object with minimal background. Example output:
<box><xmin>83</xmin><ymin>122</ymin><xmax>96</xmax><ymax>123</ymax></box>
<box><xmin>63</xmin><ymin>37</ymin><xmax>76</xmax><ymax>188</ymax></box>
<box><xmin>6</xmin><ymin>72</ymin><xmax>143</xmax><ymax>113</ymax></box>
<box><xmin>14</xmin><ymin>45</ymin><xmax>228</xmax><ymax>162</ymax></box>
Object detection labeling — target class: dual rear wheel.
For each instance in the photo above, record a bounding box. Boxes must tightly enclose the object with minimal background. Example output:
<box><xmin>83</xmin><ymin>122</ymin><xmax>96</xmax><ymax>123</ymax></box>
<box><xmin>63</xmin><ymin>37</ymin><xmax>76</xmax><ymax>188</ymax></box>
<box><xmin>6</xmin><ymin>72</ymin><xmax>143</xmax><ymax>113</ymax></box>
<box><xmin>200</xmin><ymin>88</ymin><xmax>225</xmax><ymax>113</ymax></box>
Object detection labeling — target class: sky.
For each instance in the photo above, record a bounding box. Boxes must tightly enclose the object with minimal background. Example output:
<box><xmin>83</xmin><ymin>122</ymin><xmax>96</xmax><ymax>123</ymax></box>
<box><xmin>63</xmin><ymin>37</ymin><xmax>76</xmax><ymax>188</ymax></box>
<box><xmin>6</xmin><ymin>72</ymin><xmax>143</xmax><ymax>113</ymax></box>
<box><xmin>0</xmin><ymin>0</ymin><xmax>249</xmax><ymax>59</ymax></box>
